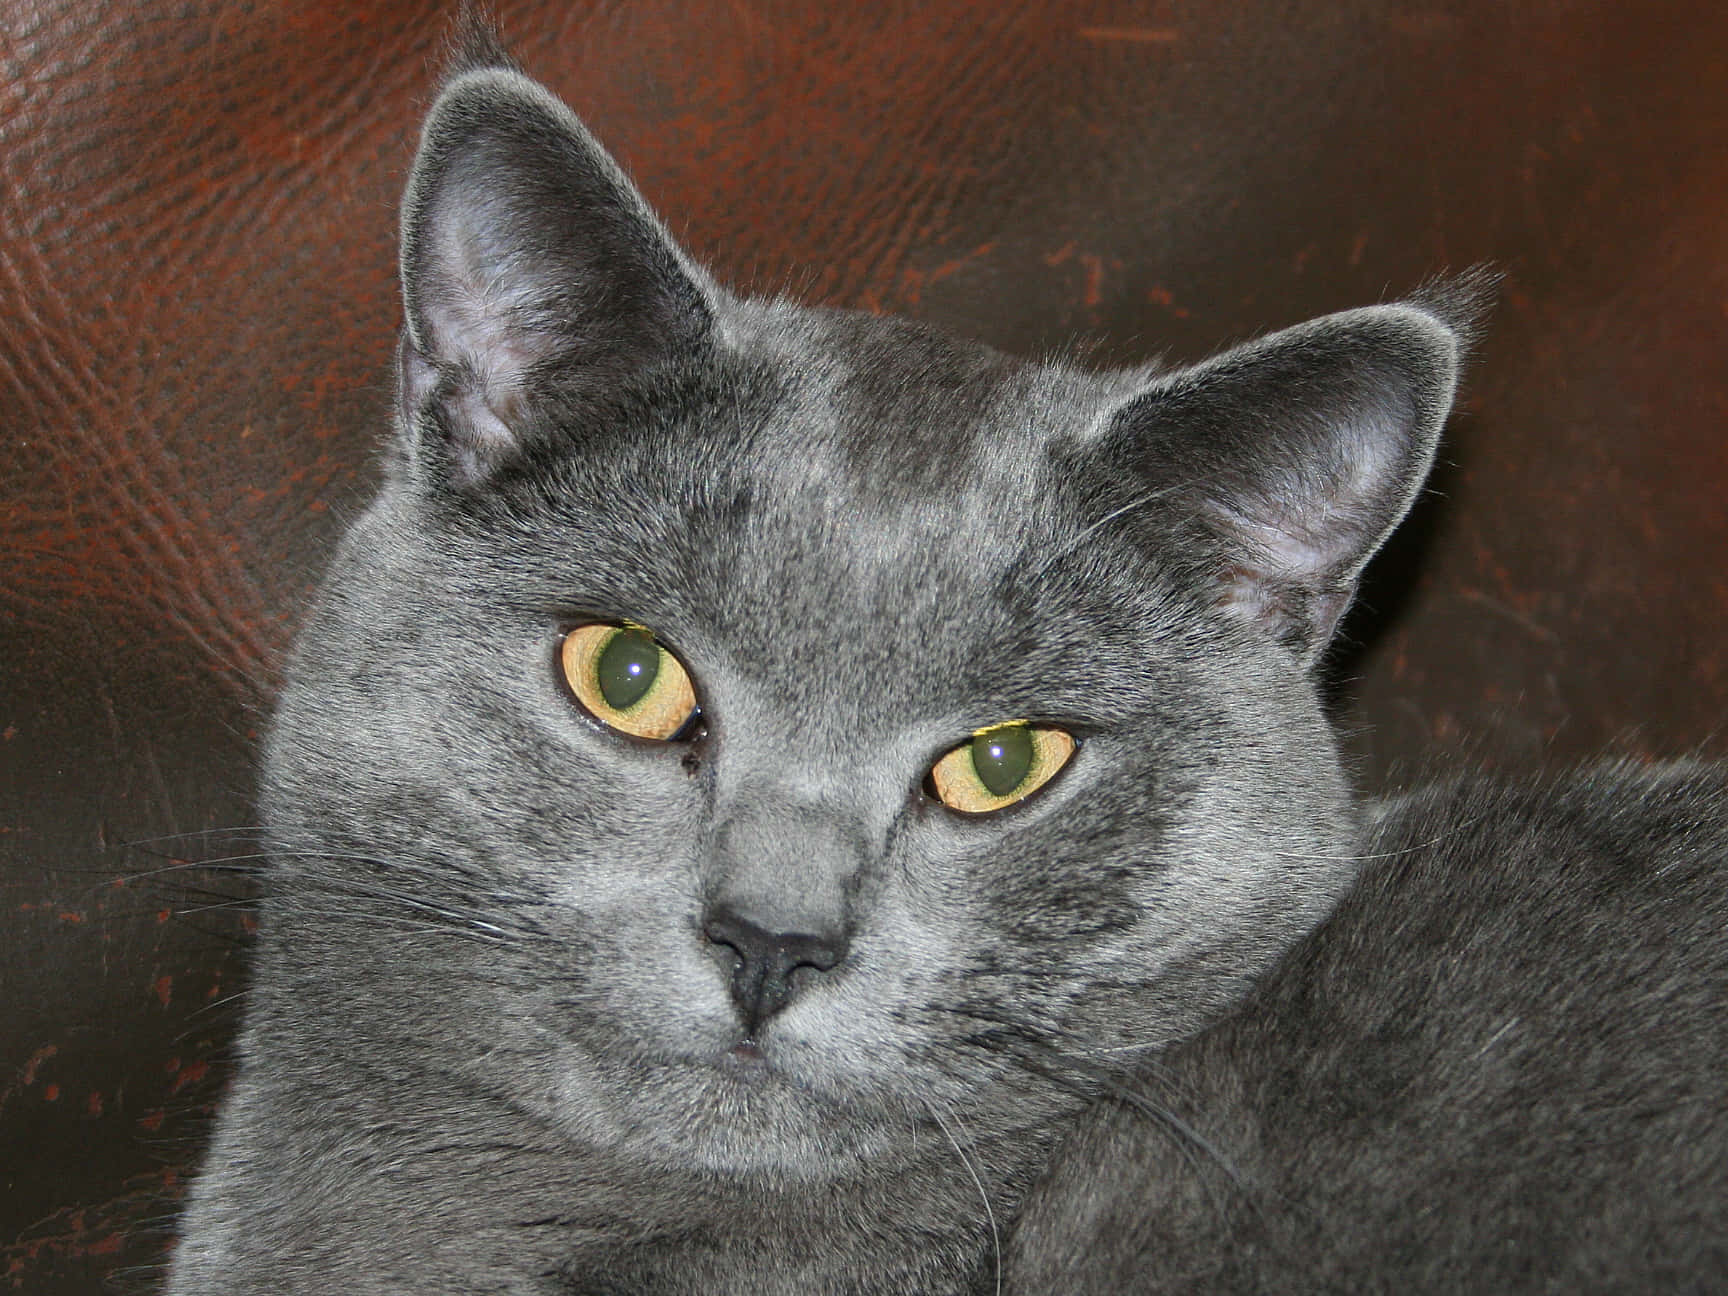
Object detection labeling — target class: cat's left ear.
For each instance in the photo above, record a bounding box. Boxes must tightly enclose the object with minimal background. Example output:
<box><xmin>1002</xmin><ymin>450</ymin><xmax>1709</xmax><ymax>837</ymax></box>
<box><xmin>1099</xmin><ymin>279</ymin><xmax>1486</xmax><ymax>662</ymax></box>
<box><xmin>397</xmin><ymin>63</ymin><xmax>719</xmax><ymax>485</ymax></box>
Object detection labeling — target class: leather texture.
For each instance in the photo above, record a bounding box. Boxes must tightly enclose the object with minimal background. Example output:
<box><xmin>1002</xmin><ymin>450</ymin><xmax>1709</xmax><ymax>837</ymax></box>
<box><xmin>4</xmin><ymin>2</ymin><xmax>1726</xmax><ymax>1289</ymax></box>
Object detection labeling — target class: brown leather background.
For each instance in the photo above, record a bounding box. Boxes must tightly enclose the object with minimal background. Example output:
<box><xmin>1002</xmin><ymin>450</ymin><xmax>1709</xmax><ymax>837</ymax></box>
<box><xmin>4</xmin><ymin>2</ymin><xmax>1725</xmax><ymax>1290</ymax></box>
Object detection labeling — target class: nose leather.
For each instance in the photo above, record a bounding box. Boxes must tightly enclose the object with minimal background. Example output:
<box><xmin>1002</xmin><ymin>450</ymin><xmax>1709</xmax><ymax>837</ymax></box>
<box><xmin>703</xmin><ymin>906</ymin><xmax>850</xmax><ymax>1034</ymax></box>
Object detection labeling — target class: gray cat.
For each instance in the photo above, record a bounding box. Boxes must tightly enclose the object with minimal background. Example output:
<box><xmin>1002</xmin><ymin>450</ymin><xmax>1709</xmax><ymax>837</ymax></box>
<box><xmin>166</xmin><ymin>35</ymin><xmax>1728</xmax><ymax>1296</ymax></box>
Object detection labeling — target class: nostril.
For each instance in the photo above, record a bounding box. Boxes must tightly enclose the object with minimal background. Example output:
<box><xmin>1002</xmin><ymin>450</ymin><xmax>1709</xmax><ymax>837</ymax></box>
<box><xmin>701</xmin><ymin>909</ymin><xmax>762</xmax><ymax>970</ymax></box>
<box><xmin>787</xmin><ymin>929</ymin><xmax>845</xmax><ymax>973</ymax></box>
<box><xmin>702</xmin><ymin>910</ymin><xmax>746</xmax><ymax>955</ymax></box>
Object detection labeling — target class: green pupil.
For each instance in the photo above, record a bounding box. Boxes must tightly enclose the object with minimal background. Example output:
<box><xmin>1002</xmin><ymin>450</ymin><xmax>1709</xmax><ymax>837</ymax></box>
<box><xmin>596</xmin><ymin>628</ymin><xmax>660</xmax><ymax>710</ymax></box>
<box><xmin>971</xmin><ymin>724</ymin><xmax>1034</xmax><ymax>798</ymax></box>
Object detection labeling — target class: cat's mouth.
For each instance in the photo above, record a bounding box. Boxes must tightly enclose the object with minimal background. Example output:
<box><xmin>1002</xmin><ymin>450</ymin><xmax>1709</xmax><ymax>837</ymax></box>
<box><xmin>694</xmin><ymin>1029</ymin><xmax>885</xmax><ymax>1119</ymax></box>
<box><xmin>710</xmin><ymin>1035</ymin><xmax>798</xmax><ymax>1085</ymax></box>
<box><xmin>722</xmin><ymin>1039</ymin><xmax>768</xmax><ymax>1067</ymax></box>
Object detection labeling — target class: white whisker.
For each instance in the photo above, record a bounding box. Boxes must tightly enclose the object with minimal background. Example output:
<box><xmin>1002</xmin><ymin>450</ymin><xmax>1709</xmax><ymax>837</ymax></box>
<box><xmin>925</xmin><ymin>1098</ymin><xmax>1002</xmax><ymax>1296</ymax></box>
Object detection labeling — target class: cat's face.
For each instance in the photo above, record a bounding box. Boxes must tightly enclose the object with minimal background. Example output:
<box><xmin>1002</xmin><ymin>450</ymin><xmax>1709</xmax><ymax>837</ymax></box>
<box><xmin>257</xmin><ymin>60</ymin><xmax>1467</xmax><ymax>1181</ymax></box>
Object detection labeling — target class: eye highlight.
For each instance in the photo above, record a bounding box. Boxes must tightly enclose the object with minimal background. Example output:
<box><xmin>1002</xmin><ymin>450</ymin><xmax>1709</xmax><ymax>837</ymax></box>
<box><xmin>929</xmin><ymin>721</ymin><xmax>1076</xmax><ymax>814</ymax></box>
<box><xmin>560</xmin><ymin>624</ymin><xmax>699</xmax><ymax>741</ymax></box>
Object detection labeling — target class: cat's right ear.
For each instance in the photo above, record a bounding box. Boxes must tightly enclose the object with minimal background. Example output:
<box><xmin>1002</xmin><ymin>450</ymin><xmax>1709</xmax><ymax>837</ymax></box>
<box><xmin>396</xmin><ymin>65</ymin><xmax>718</xmax><ymax>485</ymax></box>
<box><xmin>1095</xmin><ymin>275</ymin><xmax>1489</xmax><ymax>664</ymax></box>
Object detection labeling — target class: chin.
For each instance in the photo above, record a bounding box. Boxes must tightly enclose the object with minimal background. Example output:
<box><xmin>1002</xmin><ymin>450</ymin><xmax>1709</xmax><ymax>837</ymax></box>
<box><xmin>549</xmin><ymin>1036</ymin><xmax>912</xmax><ymax>1180</ymax></box>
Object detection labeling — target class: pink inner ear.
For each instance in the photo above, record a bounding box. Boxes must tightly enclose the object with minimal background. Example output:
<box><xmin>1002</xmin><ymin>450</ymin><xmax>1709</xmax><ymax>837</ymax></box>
<box><xmin>1210</xmin><ymin>500</ymin><xmax>1379</xmax><ymax>655</ymax></box>
<box><xmin>399</xmin><ymin>327</ymin><xmax>528</xmax><ymax>486</ymax></box>
<box><xmin>405</xmin><ymin>211</ymin><xmax>564</xmax><ymax>466</ymax></box>
<box><xmin>1218</xmin><ymin>562</ymin><xmax>1355</xmax><ymax>656</ymax></box>
<box><xmin>1208</xmin><ymin>433</ymin><xmax>1412</xmax><ymax>656</ymax></box>
<box><xmin>1207</xmin><ymin>407</ymin><xmax>1418</xmax><ymax>646</ymax></box>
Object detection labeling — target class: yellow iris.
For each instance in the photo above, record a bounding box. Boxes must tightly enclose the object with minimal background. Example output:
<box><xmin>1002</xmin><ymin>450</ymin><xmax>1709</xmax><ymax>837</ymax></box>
<box><xmin>560</xmin><ymin>624</ymin><xmax>698</xmax><ymax>740</ymax></box>
<box><xmin>929</xmin><ymin>721</ymin><xmax>1076</xmax><ymax>814</ymax></box>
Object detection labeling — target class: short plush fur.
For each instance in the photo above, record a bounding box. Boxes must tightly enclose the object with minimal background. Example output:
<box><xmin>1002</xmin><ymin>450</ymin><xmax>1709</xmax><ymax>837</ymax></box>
<box><xmin>167</xmin><ymin>35</ymin><xmax>1728</xmax><ymax>1296</ymax></box>
<box><xmin>1004</xmin><ymin>764</ymin><xmax>1728</xmax><ymax>1292</ymax></box>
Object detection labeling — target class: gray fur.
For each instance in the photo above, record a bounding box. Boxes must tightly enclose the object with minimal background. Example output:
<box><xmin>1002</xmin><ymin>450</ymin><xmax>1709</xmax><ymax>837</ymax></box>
<box><xmin>167</xmin><ymin>49</ymin><xmax>1724</xmax><ymax>1296</ymax></box>
<box><xmin>1004</xmin><ymin>762</ymin><xmax>1728</xmax><ymax>1292</ymax></box>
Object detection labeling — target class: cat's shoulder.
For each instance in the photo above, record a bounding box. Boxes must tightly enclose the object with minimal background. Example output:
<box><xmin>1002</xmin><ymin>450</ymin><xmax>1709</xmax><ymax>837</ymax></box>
<box><xmin>1369</xmin><ymin>756</ymin><xmax>1728</xmax><ymax>853</ymax></box>
<box><xmin>1002</xmin><ymin>762</ymin><xmax>1728</xmax><ymax>1293</ymax></box>
<box><xmin>1276</xmin><ymin>757</ymin><xmax>1728</xmax><ymax>1051</ymax></box>
<box><xmin>1356</xmin><ymin>757</ymin><xmax>1728</xmax><ymax>924</ymax></box>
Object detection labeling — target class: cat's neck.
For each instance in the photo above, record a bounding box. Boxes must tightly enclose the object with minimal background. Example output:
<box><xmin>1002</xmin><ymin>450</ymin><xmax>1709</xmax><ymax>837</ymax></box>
<box><xmin>545</xmin><ymin>1118</ymin><xmax>1051</xmax><ymax>1293</ymax></box>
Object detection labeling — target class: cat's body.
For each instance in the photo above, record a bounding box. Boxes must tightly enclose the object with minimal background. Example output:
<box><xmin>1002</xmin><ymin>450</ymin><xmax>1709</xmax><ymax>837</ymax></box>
<box><xmin>166</xmin><ymin>34</ymin><xmax>1728</xmax><ymax>1296</ymax></box>
<box><xmin>1007</xmin><ymin>763</ymin><xmax>1728</xmax><ymax>1292</ymax></box>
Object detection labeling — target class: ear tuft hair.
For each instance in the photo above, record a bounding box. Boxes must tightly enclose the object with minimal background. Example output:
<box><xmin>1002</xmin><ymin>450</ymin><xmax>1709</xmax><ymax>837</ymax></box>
<box><xmin>1407</xmin><ymin>263</ymin><xmax>1500</xmax><ymax>362</ymax></box>
<box><xmin>441</xmin><ymin>4</ymin><xmax>517</xmax><ymax>83</ymax></box>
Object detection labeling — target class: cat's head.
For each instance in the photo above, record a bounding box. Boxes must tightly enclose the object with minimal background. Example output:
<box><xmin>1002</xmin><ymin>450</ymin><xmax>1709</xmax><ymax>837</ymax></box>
<box><xmin>260</xmin><ymin>51</ymin><xmax>1472</xmax><ymax>1179</ymax></box>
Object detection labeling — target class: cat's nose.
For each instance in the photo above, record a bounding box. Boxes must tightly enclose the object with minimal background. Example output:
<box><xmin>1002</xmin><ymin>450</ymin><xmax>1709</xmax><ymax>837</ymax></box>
<box><xmin>702</xmin><ymin>905</ymin><xmax>848</xmax><ymax>1036</ymax></box>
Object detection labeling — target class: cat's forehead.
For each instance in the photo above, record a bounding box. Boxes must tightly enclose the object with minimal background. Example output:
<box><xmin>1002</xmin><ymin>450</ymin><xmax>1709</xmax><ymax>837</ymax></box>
<box><xmin>723</xmin><ymin>301</ymin><xmax>1125</xmax><ymax>540</ymax></box>
<box><xmin>683</xmin><ymin>320</ymin><xmax>1165</xmax><ymax>720</ymax></box>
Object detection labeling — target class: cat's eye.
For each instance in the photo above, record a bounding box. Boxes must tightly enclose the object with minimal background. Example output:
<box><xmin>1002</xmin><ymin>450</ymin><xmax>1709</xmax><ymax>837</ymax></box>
<box><xmin>560</xmin><ymin>624</ymin><xmax>699</xmax><ymax>741</ymax></box>
<box><xmin>928</xmin><ymin>722</ymin><xmax>1076</xmax><ymax>814</ymax></box>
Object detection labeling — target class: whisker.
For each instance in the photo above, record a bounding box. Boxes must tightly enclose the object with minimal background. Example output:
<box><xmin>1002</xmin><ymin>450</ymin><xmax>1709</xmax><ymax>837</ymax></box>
<box><xmin>1027</xmin><ymin>483</ymin><xmax>1187</xmax><ymax>581</ymax></box>
<box><xmin>1271</xmin><ymin>822</ymin><xmax>1472</xmax><ymax>864</ymax></box>
<box><xmin>928</xmin><ymin>997</ymin><xmax>1257</xmax><ymax>1230</ymax></box>
<box><xmin>101</xmin><ymin>858</ymin><xmax>268</xmax><ymax>892</ymax></box>
<box><xmin>172</xmin><ymin>899</ymin><xmax>258</xmax><ymax>917</ymax></box>
<box><xmin>924</xmin><ymin>1098</ymin><xmax>1001</xmax><ymax>1296</ymax></box>
<box><xmin>118</xmin><ymin>827</ymin><xmax>272</xmax><ymax>847</ymax></box>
